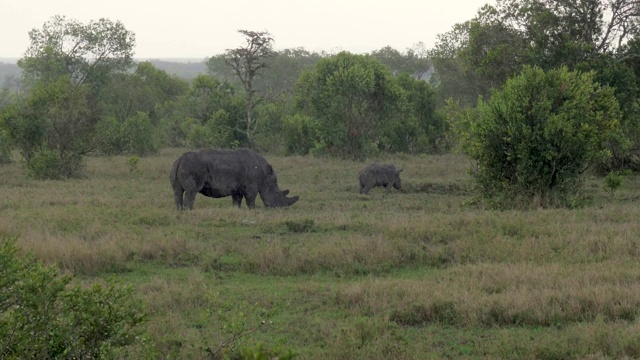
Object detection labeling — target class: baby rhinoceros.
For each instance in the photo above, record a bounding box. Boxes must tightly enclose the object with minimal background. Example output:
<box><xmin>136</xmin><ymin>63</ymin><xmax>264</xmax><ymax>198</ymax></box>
<box><xmin>358</xmin><ymin>163</ymin><xmax>403</xmax><ymax>195</ymax></box>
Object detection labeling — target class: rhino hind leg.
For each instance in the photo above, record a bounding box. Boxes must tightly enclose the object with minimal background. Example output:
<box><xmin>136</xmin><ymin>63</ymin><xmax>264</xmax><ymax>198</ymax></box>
<box><xmin>232</xmin><ymin>193</ymin><xmax>243</xmax><ymax>207</ymax></box>
<box><xmin>174</xmin><ymin>190</ymin><xmax>184</xmax><ymax>210</ymax></box>
<box><xmin>183</xmin><ymin>189</ymin><xmax>199</xmax><ymax>210</ymax></box>
<box><xmin>172</xmin><ymin>182</ymin><xmax>185</xmax><ymax>210</ymax></box>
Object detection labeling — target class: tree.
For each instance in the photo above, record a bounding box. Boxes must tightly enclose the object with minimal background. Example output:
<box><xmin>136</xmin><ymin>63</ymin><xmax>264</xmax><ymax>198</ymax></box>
<box><xmin>431</xmin><ymin>0</ymin><xmax>640</xmax><ymax>106</ymax></box>
<box><xmin>96</xmin><ymin>62</ymin><xmax>189</xmax><ymax>155</ymax></box>
<box><xmin>466</xmin><ymin>66</ymin><xmax>622</xmax><ymax>207</ymax></box>
<box><xmin>222</xmin><ymin>30</ymin><xmax>274</xmax><ymax>148</ymax></box>
<box><xmin>208</xmin><ymin>47</ymin><xmax>322</xmax><ymax>98</ymax></box>
<box><xmin>294</xmin><ymin>52</ymin><xmax>405</xmax><ymax>157</ymax></box>
<box><xmin>370</xmin><ymin>44</ymin><xmax>432</xmax><ymax>79</ymax></box>
<box><xmin>158</xmin><ymin>74</ymin><xmax>245</xmax><ymax>149</ymax></box>
<box><xmin>429</xmin><ymin>21</ymin><xmax>489</xmax><ymax>107</ymax></box>
<box><xmin>3</xmin><ymin>77</ymin><xmax>94</xmax><ymax>178</ymax></box>
<box><xmin>388</xmin><ymin>74</ymin><xmax>448</xmax><ymax>153</ymax></box>
<box><xmin>18</xmin><ymin>15</ymin><xmax>135</xmax><ymax>90</ymax></box>
<box><xmin>5</xmin><ymin>15</ymin><xmax>136</xmax><ymax>178</ymax></box>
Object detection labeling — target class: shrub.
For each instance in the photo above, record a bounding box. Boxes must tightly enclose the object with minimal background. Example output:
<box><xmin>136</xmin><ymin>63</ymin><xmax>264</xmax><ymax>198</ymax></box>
<box><xmin>466</xmin><ymin>66</ymin><xmax>622</xmax><ymax>208</ymax></box>
<box><xmin>0</xmin><ymin>237</ymin><xmax>146</xmax><ymax>359</ymax></box>
<box><xmin>3</xmin><ymin>77</ymin><xmax>95</xmax><ymax>178</ymax></box>
<box><xmin>26</xmin><ymin>148</ymin><xmax>63</xmax><ymax>179</ymax></box>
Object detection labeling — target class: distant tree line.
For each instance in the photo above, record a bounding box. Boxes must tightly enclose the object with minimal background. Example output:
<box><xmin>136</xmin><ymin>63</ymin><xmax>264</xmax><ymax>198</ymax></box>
<box><xmin>0</xmin><ymin>0</ymin><xmax>639</xmax><ymax>208</ymax></box>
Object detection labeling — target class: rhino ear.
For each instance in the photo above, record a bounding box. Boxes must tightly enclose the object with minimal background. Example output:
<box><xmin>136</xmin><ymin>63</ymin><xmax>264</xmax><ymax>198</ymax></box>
<box><xmin>397</xmin><ymin>169</ymin><xmax>404</xmax><ymax>173</ymax></box>
<box><xmin>266</xmin><ymin>164</ymin><xmax>274</xmax><ymax>175</ymax></box>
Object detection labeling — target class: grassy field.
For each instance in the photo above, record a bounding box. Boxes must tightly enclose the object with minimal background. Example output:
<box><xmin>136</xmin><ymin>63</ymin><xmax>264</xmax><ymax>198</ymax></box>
<box><xmin>3</xmin><ymin>148</ymin><xmax>640</xmax><ymax>359</ymax></box>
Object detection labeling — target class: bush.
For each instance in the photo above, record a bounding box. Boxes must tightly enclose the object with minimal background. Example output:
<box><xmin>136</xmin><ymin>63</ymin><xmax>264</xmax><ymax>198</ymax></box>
<box><xmin>466</xmin><ymin>66</ymin><xmax>622</xmax><ymax>208</ymax></box>
<box><xmin>26</xmin><ymin>148</ymin><xmax>63</xmax><ymax>179</ymax></box>
<box><xmin>0</xmin><ymin>237</ymin><xmax>146</xmax><ymax>359</ymax></box>
<box><xmin>3</xmin><ymin>77</ymin><xmax>95</xmax><ymax>178</ymax></box>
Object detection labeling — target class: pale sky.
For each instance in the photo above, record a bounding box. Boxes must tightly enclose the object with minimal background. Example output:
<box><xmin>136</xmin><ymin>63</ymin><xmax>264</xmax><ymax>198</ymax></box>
<box><xmin>1</xmin><ymin>0</ymin><xmax>490</xmax><ymax>60</ymax></box>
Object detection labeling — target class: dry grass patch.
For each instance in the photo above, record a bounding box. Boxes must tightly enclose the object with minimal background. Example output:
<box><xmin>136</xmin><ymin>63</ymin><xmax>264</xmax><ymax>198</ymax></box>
<box><xmin>336</xmin><ymin>262</ymin><xmax>640</xmax><ymax>327</ymax></box>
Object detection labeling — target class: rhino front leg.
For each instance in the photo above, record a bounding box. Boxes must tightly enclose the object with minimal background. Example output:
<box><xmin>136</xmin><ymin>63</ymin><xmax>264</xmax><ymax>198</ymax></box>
<box><xmin>245</xmin><ymin>191</ymin><xmax>259</xmax><ymax>208</ymax></box>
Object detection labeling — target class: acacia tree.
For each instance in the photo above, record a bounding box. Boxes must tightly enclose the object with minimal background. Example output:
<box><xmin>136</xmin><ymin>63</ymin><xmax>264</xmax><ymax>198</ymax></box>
<box><xmin>223</xmin><ymin>30</ymin><xmax>274</xmax><ymax>148</ymax></box>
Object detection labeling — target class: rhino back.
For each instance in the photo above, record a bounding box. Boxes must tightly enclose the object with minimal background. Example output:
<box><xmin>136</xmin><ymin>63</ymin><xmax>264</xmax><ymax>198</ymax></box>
<box><xmin>360</xmin><ymin>164</ymin><xmax>397</xmax><ymax>184</ymax></box>
<box><xmin>177</xmin><ymin>148</ymin><xmax>269</xmax><ymax>192</ymax></box>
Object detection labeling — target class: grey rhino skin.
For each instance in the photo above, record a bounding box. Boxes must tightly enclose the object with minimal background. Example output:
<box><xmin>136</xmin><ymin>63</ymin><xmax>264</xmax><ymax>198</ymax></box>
<box><xmin>358</xmin><ymin>163</ymin><xmax>403</xmax><ymax>194</ymax></box>
<box><xmin>170</xmin><ymin>148</ymin><xmax>299</xmax><ymax>210</ymax></box>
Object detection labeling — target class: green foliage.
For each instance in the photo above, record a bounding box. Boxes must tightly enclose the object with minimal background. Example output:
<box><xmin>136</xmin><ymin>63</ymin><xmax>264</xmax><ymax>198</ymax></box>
<box><xmin>370</xmin><ymin>44</ymin><xmax>431</xmax><ymax>77</ymax></box>
<box><xmin>202</xmin><ymin>291</ymin><xmax>278</xmax><ymax>359</ymax></box>
<box><xmin>282</xmin><ymin>114</ymin><xmax>320</xmax><ymax>155</ymax></box>
<box><xmin>0</xmin><ymin>237</ymin><xmax>146</xmax><ymax>359</ymax></box>
<box><xmin>603</xmin><ymin>172</ymin><xmax>624</xmax><ymax>199</ymax></box>
<box><xmin>467</xmin><ymin>66</ymin><xmax>622</xmax><ymax>207</ymax></box>
<box><xmin>98</xmin><ymin>62</ymin><xmax>189</xmax><ymax>139</ymax></box>
<box><xmin>583</xmin><ymin>56</ymin><xmax>640</xmax><ymax>172</ymax></box>
<box><xmin>127</xmin><ymin>155</ymin><xmax>140</xmax><ymax>174</ymax></box>
<box><xmin>442</xmin><ymin>98</ymin><xmax>480</xmax><ymax>154</ymax></box>
<box><xmin>295</xmin><ymin>51</ymin><xmax>404</xmax><ymax>158</ymax></box>
<box><xmin>162</xmin><ymin>75</ymin><xmax>245</xmax><ymax>149</ymax></box>
<box><xmin>26</xmin><ymin>148</ymin><xmax>64</xmax><ymax>179</ymax></box>
<box><xmin>429</xmin><ymin>20</ymin><xmax>488</xmax><ymax>107</ymax></box>
<box><xmin>0</xmin><ymin>126</ymin><xmax>12</xmax><ymax>164</ymax></box>
<box><xmin>253</xmin><ymin>100</ymin><xmax>291</xmax><ymax>153</ymax></box>
<box><xmin>430</xmin><ymin>0</ymin><xmax>640</xmax><ymax>116</ymax></box>
<box><xmin>6</xmin><ymin>15</ymin><xmax>137</xmax><ymax>179</ymax></box>
<box><xmin>97</xmin><ymin>112</ymin><xmax>159</xmax><ymax>156</ymax></box>
<box><xmin>184</xmin><ymin>110</ymin><xmax>239</xmax><ymax>149</ymax></box>
<box><xmin>3</xmin><ymin>76</ymin><xmax>91</xmax><ymax>179</ymax></box>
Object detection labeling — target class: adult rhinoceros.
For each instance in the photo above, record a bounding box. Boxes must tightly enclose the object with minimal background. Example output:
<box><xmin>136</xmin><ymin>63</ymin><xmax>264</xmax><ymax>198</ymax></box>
<box><xmin>170</xmin><ymin>148</ymin><xmax>299</xmax><ymax>210</ymax></box>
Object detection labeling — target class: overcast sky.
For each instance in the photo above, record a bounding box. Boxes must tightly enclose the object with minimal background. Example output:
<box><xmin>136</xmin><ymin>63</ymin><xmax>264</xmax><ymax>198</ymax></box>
<box><xmin>1</xmin><ymin>0</ymin><xmax>490</xmax><ymax>60</ymax></box>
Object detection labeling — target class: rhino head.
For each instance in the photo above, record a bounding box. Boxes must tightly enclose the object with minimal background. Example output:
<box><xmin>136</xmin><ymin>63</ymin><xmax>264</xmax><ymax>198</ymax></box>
<box><xmin>260</xmin><ymin>165</ymin><xmax>300</xmax><ymax>207</ymax></box>
<box><xmin>393</xmin><ymin>169</ymin><xmax>404</xmax><ymax>190</ymax></box>
<box><xmin>261</xmin><ymin>187</ymin><xmax>299</xmax><ymax>207</ymax></box>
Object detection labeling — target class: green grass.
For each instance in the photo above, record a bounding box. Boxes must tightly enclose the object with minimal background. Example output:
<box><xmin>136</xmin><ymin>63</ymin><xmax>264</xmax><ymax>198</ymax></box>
<box><xmin>3</xmin><ymin>148</ymin><xmax>640</xmax><ymax>359</ymax></box>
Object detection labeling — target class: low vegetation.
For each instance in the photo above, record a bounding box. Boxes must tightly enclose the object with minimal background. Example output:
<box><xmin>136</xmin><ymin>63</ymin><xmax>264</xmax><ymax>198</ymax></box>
<box><xmin>2</xmin><ymin>149</ymin><xmax>640</xmax><ymax>358</ymax></box>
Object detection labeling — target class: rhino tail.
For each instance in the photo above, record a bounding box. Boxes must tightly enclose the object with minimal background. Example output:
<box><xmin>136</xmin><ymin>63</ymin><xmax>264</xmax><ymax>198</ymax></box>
<box><xmin>170</xmin><ymin>155</ymin><xmax>186</xmax><ymax>210</ymax></box>
<box><xmin>170</xmin><ymin>155</ymin><xmax>183</xmax><ymax>190</ymax></box>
